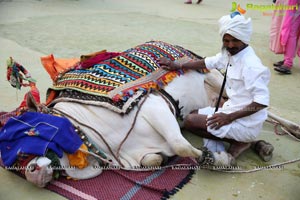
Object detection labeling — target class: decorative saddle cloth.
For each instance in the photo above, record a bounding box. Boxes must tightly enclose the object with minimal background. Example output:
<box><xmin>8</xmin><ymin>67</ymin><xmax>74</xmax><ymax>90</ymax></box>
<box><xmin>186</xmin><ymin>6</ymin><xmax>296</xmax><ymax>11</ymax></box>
<box><xmin>47</xmin><ymin>41</ymin><xmax>206</xmax><ymax>114</ymax></box>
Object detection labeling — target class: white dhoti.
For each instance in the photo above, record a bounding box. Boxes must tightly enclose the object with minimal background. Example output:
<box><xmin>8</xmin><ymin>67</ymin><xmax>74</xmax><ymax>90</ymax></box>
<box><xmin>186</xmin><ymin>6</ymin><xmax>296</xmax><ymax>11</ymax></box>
<box><xmin>198</xmin><ymin>106</ymin><xmax>261</xmax><ymax>152</ymax></box>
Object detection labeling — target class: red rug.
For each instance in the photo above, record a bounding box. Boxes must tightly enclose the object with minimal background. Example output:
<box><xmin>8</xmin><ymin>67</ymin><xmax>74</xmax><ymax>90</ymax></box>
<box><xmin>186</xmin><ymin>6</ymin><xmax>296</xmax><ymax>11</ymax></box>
<box><xmin>46</xmin><ymin>157</ymin><xmax>195</xmax><ymax>200</ymax></box>
<box><xmin>1</xmin><ymin>157</ymin><xmax>196</xmax><ymax>200</ymax></box>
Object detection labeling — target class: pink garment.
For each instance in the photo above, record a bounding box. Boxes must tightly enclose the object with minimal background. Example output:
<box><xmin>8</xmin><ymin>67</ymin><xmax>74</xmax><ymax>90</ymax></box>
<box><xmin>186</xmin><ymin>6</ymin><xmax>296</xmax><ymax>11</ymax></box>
<box><xmin>270</xmin><ymin>0</ymin><xmax>300</xmax><ymax>67</ymax></box>
<box><xmin>280</xmin><ymin>0</ymin><xmax>300</xmax><ymax>67</ymax></box>
<box><xmin>269</xmin><ymin>0</ymin><xmax>288</xmax><ymax>54</ymax></box>
<box><xmin>283</xmin><ymin>15</ymin><xmax>300</xmax><ymax>67</ymax></box>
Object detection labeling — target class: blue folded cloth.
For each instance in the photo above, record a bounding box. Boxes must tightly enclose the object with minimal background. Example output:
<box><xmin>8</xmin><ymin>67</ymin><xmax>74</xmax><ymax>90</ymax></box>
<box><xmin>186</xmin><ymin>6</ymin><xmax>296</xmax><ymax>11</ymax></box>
<box><xmin>0</xmin><ymin>112</ymin><xmax>82</xmax><ymax>167</ymax></box>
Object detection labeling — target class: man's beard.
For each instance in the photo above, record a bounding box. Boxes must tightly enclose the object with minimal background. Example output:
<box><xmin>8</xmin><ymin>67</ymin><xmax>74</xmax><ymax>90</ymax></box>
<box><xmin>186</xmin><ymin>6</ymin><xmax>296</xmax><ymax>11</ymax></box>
<box><xmin>226</xmin><ymin>47</ymin><xmax>240</xmax><ymax>55</ymax></box>
<box><xmin>222</xmin><ymin>44</ymin><xmax>248</xmax><ymax>56</ymax></box>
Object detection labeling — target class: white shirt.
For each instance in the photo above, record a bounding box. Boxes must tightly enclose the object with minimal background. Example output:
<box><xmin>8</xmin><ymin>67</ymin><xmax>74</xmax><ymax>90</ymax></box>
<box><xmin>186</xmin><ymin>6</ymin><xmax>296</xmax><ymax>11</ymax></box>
<box><xmin>204</xmin><ymin>46</ymin><xmax>270</xmax><ymax>128</ymax></box>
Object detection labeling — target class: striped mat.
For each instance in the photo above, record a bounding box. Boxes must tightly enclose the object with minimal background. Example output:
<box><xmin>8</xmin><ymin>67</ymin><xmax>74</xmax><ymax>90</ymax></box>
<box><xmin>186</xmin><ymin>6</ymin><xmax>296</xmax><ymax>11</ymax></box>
<box><xmin>0</xmin><ymin>155</ymin><xmax>196</xmax><ymax>200</ymax></box>
<box><xmin>45</xmin><ymin>157</ymin><xmax>196</xmax><ymax>200</ymax></box>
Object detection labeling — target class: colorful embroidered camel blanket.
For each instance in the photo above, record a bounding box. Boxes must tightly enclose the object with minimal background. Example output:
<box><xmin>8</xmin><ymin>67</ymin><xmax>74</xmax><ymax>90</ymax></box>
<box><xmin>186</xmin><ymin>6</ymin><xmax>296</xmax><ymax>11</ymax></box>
<box><xmin>45</xmin><ymin>41</ymin><xmax>207</xmax><ymax>114</ymax></box>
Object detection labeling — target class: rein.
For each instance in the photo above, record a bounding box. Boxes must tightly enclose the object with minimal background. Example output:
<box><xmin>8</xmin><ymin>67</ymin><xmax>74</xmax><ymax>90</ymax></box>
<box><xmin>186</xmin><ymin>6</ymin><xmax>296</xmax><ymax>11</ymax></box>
<box><xmin>116</xmin><ymin>92</ymin><xmax>150</xmax><ymax>164</ymax></box>
<box><xmin>51</xmin><ymin>92</ymin><xmax>150</xmax><ymax>168</ymax></box>
<box><xmin>158</xmin><ymin>89</ymin><xmax>183</xmax><ymax>120</ymax></box>
<box><xmin>51</xmin><ymin>107</ymin><xmax>122</xmax><ymax>166</ymax></box>
<box><xmin>51</xmin><ymin>90</ymin><xmax>187</xmax><ymax>171</ymax></box>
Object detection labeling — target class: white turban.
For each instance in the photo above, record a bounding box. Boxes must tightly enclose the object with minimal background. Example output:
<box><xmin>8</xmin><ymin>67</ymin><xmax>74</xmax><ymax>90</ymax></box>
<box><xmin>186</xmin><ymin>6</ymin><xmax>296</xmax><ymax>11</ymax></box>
<box><xmin>218</xmin><ymin>14</ymin><xmax>252</xmax><ymax>44</ymax></box>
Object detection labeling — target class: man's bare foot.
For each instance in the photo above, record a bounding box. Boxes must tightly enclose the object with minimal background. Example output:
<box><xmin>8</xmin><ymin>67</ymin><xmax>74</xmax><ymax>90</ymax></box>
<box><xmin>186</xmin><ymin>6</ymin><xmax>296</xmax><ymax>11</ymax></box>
<box><xmin>251</xmin><ymin>140</ymin><xmax>274</xmax><ymax>162</ymax></box>
<box><xmin>227</xmin><ymin>142</ymin><xmax>251</xmax><ymax>159</ymax></box>
<box><xmin>184</xmin><ymin>1</ymin><xmax>192</xmax><ymax>4</ymax></box>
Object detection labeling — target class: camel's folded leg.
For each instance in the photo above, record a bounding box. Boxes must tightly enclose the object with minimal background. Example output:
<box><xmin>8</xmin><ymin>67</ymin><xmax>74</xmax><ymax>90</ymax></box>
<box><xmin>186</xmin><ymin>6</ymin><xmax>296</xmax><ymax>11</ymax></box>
<box><xmin>267</xmin><ymin>111</ymin><xmax>300</xmax><ymax>139</ymax></box>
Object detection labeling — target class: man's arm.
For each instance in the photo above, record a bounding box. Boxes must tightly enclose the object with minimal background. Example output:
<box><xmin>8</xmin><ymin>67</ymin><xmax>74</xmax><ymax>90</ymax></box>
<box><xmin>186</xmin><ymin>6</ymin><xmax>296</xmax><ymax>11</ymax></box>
<box><xmin>207</xmin><ymin>102</ymin><xmax>267</xmax><ymax>129</ymax></box>
<box><xmin>157</xmin><ymin>57</ymin><xmax>207</xmax><ymax>70</ymax></box>
<box><xmin>227</xmin><ymin>102</ymin><xmax>267</xmax><ymax>122</ymax></box>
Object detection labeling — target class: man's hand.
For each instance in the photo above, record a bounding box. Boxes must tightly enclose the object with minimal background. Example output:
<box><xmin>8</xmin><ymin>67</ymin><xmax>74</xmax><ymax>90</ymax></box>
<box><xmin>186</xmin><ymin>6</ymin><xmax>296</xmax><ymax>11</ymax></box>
<box><xmin>158</xmin><ymin>57</ymin><xmax>180</xmax><ymax>70</ymax></box>
<box><xmin>206</xmin><ymin>112</ymin><xmax>232</xmax><ymax>130</ymax></box>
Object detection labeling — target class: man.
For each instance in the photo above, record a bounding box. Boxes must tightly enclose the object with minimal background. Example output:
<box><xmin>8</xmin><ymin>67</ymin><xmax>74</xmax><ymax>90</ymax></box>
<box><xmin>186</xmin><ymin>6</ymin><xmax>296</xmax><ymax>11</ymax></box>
<box><xmin>158</xmin><ymin>12</ymin><xmax>271</xmax><ymax>162</ymax></box>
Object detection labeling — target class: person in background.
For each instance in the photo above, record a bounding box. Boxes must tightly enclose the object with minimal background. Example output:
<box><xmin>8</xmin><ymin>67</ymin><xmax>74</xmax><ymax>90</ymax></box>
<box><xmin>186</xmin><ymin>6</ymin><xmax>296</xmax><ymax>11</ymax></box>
<box><xmin>184</xmin><ymin>0</ymin><xmax>202</xmax><ymax>4</ymax></box>
<box><xmin>272</xmin><ymin>0</ymin><xmax>300</xmax><ymax>74</ymax></box>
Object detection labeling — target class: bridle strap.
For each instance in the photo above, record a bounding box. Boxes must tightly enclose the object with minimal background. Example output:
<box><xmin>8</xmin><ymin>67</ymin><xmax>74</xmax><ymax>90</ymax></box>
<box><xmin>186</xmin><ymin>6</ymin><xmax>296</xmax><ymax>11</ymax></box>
<box><xmin>214</xmin><ymin>61</ymin><xmax>229</xmax><ymax>113</ymax></box>
<box><xmin>158</xmin><ymin>89</ymin><xmax>182</xmax><ymax>120</ymax></box>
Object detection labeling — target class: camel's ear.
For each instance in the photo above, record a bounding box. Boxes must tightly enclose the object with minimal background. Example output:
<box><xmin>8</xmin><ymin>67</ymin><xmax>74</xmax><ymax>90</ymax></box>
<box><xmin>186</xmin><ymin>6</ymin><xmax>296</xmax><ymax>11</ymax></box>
<box><xmin>26</xmin><ymin>91</ymin><xmax>39</xmax><ymax>112</ymax></box>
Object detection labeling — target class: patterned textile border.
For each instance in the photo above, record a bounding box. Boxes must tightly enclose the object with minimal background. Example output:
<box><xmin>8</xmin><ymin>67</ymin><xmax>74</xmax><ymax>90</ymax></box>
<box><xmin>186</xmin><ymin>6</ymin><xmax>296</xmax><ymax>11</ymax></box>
<box><xmin>50</xmin><ymin>41</ymin><xmax>204</xmax><ymax>114</ymax></box>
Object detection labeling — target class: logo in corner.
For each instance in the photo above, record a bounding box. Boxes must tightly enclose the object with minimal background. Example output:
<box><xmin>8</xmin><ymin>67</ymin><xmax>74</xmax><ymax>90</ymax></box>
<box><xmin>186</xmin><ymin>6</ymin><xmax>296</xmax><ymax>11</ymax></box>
<box><xmin>230</xmin><ymin>2</ymin><xmax>246</xmax><ymax>14</ymax></box>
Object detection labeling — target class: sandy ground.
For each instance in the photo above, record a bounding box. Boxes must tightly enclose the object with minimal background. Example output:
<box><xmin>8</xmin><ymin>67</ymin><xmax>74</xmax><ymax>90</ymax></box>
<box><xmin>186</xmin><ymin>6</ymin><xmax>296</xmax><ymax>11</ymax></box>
<box><xmin>0</xmin><ymin>0</ymin><xmax>299</xmax><ymax>200</ymax></box>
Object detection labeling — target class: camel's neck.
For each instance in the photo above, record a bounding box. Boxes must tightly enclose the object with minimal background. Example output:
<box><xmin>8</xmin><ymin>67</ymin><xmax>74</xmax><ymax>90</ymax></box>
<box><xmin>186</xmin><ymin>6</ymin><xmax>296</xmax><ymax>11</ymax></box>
<box><xmin>164</xmin><ymin>70</ymin><xmax>210</xmax><ymax>119</ymax></box>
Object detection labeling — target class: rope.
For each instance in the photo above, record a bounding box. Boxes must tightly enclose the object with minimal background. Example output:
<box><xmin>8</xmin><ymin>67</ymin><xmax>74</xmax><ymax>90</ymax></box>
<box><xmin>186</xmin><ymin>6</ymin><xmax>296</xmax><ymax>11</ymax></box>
<box><xmin>49</xmin><ymin>92</ymin><xmax>300</xmax><ymax>173</ymax></box>
<box><xmin>52</xmin><ymin>104</ymin><xmax>300</xmax><ymax>173</ymax></box>
<box><xmin>53</xmin><ymin>93</ymin><xmax>150</xmax><ymax>168</ymax></box>
<box><xmin>266</xmin><ymin>119</ymin><xmax>300</xmax><ymax>142</ymax></box>
<box><xmin>208</xmin><ymin>157</ymin><xmax>300</xmax><ymax>173</ymax></box>
<box><xmin>81</xmin><ymin>148</ymin><xmax>300</xmax><ymax>173</ymax></box>
<box><xmin>52</xmin><ymin>107</ymin><xmax>123</xmax><ymax>167</ymax></box>
<box><xmin>78</xmin><ymin>148</ymin><xmax>112</xmax><ymax>165</ymax></box>
<box><xmin>120</xmin><ymin>156</ymin><xmax>300</xmax><ymax>173</ymax></box>
<box><xmin>116</xmin><ymin>92</ymin><xmax>149</xmax><ymax>162</ymax></box>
